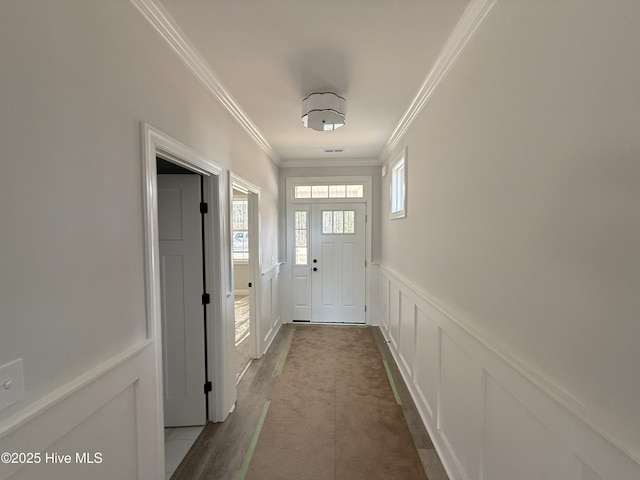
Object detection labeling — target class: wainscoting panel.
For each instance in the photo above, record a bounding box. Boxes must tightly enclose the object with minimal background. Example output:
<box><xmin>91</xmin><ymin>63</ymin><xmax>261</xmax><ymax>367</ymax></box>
<box><xmin>388</xmin><ymin>283</ymin><xmax>400</xmax><ymax>350</ymax></box>
<box><xmin>398</xmin><ymin>293</ymin><xmax>416</xmax><ymax>377</ymax></box>
<box><xmin>380</xmin><ymin>273</ymin><xmax>390</xmax><ymax>331</ymax></box>
<box><xmin>259</xmin><ymin>264</ymin><xmax>282</xmax><ymax>356</ymax></box>
<box><xmin>8</xmin><ymin>386</ymin><xmax>138</xmax><ymax>480</ymax></box>
<box><xmin>375</xmin><ymin>264</ymin><xmax>640</xmax><ymax>480</ymax></box>
<box><xmin>580</xmin><ymin>460</ymin><xmax>603</xmax><ymax>480</ymax></box>
<box><xmin>414</xmin><ymin>307</ymin><xmax>438</xmax><ymax>421</ymax></box>
<box><xmin>0</xmin><ymin>341</ymin><xmax>160</xmax><ymax>480</ymax></box>
<box><xmin>483</xmin><ymin>374</ymin><xmax>551</xmax><ymax>480</ymax></box>
<box><xmin>439</xmin><ymin>332</ymin><xmax>482</xmax><ymax>480</ymax></box>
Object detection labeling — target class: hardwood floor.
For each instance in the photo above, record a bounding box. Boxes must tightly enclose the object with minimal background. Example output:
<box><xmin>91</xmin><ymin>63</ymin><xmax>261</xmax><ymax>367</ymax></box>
<box><xmin>235</xmin><ymin>295</ymin><xmax>251</xmax><ymax>381</ymax></box>
<box><xmin>172</xmin><ymin>326</ymin><xmax>294</xmax><ymax>479</ymax></box>
<box><xmin>371</xmin><ymin>328</ymin><xmax>449</xmax><ymax>480</ymax></box>
<box><xmin>171</xmin><ymin>325</ymin><xmax>448</xmax><ymax>480</ymax></box>
<box><xmin>234</xmin><ymin>295</ymin><xmax>250</xmax><ymax>344</ymax></box>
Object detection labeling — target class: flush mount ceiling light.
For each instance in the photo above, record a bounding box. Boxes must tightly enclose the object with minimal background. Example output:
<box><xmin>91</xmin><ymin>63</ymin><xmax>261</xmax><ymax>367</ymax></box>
<box><xmin>301</xmin><ymin>92</ymin><xmax>346</xmax><ymax>131</ymax></box>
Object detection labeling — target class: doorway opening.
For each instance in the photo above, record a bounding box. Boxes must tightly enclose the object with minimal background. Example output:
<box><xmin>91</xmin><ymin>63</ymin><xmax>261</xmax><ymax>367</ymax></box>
<box><xmin>230</xmin><ymin>173</ymin><xmax>262</xmax><ymax>378</ymax></box>
<box><xmin>141</xmin><ymin>124</ymin><xmax>233</xmax><ymax>479</ymax></box>
<box><xmin>156</xmin><ymin>158</ymin><xmax>208</xmax><ymax>478</ymax></box>
<box><xmin>232</xmin><ymin>186</ymin><xmax>251</xmax><ymax>382</ymax></box>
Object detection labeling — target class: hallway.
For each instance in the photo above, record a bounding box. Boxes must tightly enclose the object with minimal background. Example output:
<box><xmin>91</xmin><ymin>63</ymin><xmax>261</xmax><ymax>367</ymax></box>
<box><xmin>2</xmin><ymin>2</ymin><xmax>638</xmax><ymax>479</ymax></box>
<box><xmin>169</xmin><ymin>326</ymin><xmax>447</xmax><ymax>480</ymax></box>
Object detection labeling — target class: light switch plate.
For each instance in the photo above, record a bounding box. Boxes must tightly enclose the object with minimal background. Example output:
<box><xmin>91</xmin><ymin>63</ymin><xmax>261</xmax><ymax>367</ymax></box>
<box><xmin>0</xmin><ymin>358</ymin><xmax>25</xmax><ymax>411</ymax></box>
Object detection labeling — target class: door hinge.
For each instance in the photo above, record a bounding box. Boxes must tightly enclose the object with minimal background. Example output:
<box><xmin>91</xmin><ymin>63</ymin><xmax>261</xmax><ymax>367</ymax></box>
<box><xmin>200</xmin><ymin>202</ymin><xmax>208</xmax><ymax>214</ymax></box>
<box><xmin>204</xmin><ymin>381</ymin><xmax>212</xmax><ymax>394</ymax></box>
<box><xmin>365</xmin><ymin>260</ymin><xmax>367</xmax><ymax>267</ymax></box>
<box><xmin>202</xmin><ymin>293</ymin><xmax>210</xmax><ymax>305</ymax></box>
<box><xmin>365</xmin><ymin>305</ymin><xmax>367</xmax><ymax>312</ymax></box>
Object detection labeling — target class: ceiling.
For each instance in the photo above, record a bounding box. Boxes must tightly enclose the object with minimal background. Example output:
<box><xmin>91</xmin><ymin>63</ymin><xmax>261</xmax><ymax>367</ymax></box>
<box><xmin>158</xmin><ymin>0</ymin><xmax>472</xmax><ymax>165</ymax></box>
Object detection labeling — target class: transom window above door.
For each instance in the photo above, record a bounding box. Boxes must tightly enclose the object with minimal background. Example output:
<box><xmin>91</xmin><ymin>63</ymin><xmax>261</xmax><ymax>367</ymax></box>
<box><xmin>294</xmin><ymin>184</ymin><xmax>364</xmax><ymax>200</ymax></box>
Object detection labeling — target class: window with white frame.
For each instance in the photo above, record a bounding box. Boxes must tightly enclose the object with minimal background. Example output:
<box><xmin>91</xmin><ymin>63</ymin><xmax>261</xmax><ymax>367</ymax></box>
<box><xmin>390</xmin><ymin>148</ymin><xmax>406</xmax><ymax>219</ymax></box>
<box><xmin>232</xmin><ymin>198</ymin><xmax>249</xmax><ymax>260</ymax></box>
<box><xmin>294</xmin><ymin>184</ymin><xmax>364</xmax><ymax>200</ymax></box>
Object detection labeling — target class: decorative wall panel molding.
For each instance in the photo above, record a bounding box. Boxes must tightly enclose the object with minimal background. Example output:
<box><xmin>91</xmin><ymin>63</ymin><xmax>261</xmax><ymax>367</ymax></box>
<box><xmin>373</xmin><ymin>263</ymin><xmax>640</xmax><ymax>480</ymax></box>
<box><xmin>0</xmin><ymin>343</ymin><xmax>161</xmax><ymax>479</ymax></box>
<box><xmin>260</xmin><ymin>264</ymin><xmax>282</xmax><ymax>355</ymax></box>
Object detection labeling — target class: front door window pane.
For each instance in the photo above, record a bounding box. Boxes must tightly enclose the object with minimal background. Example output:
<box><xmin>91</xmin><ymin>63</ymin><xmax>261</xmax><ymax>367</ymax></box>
<box><xmin>322</xmin><ymin>211</ymin><xmax>333</xmax><ymax>234</ymax></box>
<box><xmin>344</xmin><ymin>211</ymin><xmax>355</xmax><ymax>233</ymax></box>
<box><xmin>322</xmin><ymin>210</ymin><xmax>356</xmax><ymax>235</ymax></box>
<box><xmin>333</xmin><ymin>211</ymin><xmax>344</xmax><ymax>234</ymax></box>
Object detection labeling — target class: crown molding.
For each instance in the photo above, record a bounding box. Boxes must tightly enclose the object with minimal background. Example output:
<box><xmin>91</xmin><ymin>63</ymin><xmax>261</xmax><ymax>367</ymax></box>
<box><xmin>279</xmin><ymin>157</ymin><xmax>380</xmax><ymax>168</ymax></box>
<box><xmin>129</xmin><ymin>0</ymin><xmax>280</xmax><ymax>165</ymax></box>
<box><xmin>378</xmin><ymin>0</ymin><xmax>497</xmax><ymax>164</ymax></box>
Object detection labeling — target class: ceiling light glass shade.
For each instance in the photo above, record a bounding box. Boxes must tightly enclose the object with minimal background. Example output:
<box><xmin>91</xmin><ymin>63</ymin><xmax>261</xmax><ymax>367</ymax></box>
<box><xmin>301</xmin><ymin>92</ymin><xmax>346</xmax><ymax>131</ymax></box>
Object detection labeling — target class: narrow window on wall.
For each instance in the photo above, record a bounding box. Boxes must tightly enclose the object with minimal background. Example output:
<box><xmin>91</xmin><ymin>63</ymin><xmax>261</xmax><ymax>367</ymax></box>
<box><xmin>294</xmin><ymin>211</ymin><xmax>308</xmax><ymax>265</ymax></box>
<box><xmin>390</xmin><ymin>148</ymin><xmax>407</xmax><ymax>219</ymax></box>
<box><xmin>232</xmin><ymin>198</ymin><xmax>249</xmax><ymax>260</ymax></box>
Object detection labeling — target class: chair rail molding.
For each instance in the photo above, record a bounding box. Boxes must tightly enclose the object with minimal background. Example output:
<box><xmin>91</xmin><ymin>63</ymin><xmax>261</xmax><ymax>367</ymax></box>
<box><xmin>375</xmin><ymin>262</ymin><xmax>640</xmax><ymax>480</ymax></box>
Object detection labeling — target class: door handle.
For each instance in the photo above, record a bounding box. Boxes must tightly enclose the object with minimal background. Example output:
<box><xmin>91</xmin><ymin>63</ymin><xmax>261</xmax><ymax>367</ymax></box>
<box><xmin>248</xmin><ymin>282</ymin><xmax>252</xmax><ymax>288</ymax></box>
<box><xmin>313</xmin><ymin>267</ymin><xmax>318</xmax><ymax>272</ymax></box>
<box><xmin>313</xmin><ymin>259</ymin><xmax>318</xmax><ymax>263</ymax></box>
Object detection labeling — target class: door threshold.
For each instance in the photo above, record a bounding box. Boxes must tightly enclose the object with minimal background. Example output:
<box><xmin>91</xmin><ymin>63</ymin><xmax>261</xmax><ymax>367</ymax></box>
<box><xmin>292</xmin><ymin>321</ymin><xmax>368</xmax><ymax>327</ymax></box>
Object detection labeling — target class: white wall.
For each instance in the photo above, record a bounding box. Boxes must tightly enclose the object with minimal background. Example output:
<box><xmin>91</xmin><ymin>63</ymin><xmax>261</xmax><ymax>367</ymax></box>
<box><xmin>0</xmin><ymin>1</ymin><xmax>279</xmax><ymax>478</ymax></box>
<box><xmin>377</xmin><ymin>1</ymin><xmax>640</xmax><ymax>479</ymax></box>
<box><xmin>233</xmin><ymin>263</ymin><xmax>250</xmax><ymax>294</ymax></box>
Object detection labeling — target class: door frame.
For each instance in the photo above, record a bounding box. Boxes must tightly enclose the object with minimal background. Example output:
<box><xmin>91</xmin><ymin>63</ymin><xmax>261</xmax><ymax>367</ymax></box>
<box><xmin>141</xmin><ymin>124</ymin><xmax>236</xmax><ymax>458</ymax></box>
<box><xmin>229</xmin><ymin>172</ymin><xmax>261</xmax><ymax>358</ymax></box>
<box><xmin>285</xmin><ymin>176</ymin><xmax>373</xmax><ymax>324</ymax></box>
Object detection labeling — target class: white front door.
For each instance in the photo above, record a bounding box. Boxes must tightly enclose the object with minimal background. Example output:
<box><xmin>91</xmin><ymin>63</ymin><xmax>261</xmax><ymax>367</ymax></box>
<box><xmin>158</xmin><ymin>174</ymin><xmax>206</xmax><ymax>427</ymax></box>
<box><xmin>310</xmin><ymin>203</ymin><xmax>366</xmax><ymax>323</ymax></box>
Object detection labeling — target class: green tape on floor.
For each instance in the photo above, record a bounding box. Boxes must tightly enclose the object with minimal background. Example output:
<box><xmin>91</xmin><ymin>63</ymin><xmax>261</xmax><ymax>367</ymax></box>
<box><xmin>383</xmin><ymin>360</ymin><xmax>403</xmax><ymax>405</ymax></box>
<box><xmin>235</xmin><ymin>400</ymin><xmax>271</xmax><ymax>480</ymax></box>
<box><xmin>275</xmin><ymin>342</ymin><xmax>291</xmax><ymax>376</ymax></box>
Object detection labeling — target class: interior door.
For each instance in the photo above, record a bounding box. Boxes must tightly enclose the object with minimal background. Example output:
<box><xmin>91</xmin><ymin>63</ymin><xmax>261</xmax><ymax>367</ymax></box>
<box><xmin>310</xmin><ymin>202</ymin><xmax>366</xmax><ymax>323</ymax></box>
<box><xmin>158</xmin><ymin>174</ymin><xmax>206</xmax><ymax>427</ymax></box>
